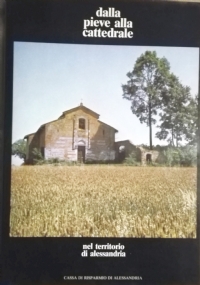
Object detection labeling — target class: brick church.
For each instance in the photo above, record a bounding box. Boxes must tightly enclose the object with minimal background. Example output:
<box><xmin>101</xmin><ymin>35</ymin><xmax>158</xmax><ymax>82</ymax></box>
<box><xmin>24</xmin><ymin>103</ymin><xmax>118</xmax><ymax>164</ymax></box>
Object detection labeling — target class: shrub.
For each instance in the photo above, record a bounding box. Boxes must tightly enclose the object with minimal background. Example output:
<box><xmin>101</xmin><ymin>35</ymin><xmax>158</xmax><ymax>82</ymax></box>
<box><xmin>163</xmin><ymin>145</ymin><xmax>197</xmax><ymax>167</ymax></box>
<box><xmin>124</xmin><ymin>152</ymin><xmax>139</xmax><ymax>166</ymax></box>
<box><xmin>179</xmin><ymin>145</ymin><xmax>197</xmax><ymax>166</ymax></box>
<box><xmin>32</xmin><ymin>148</ymin><xmax>44</xmax><ymax>165</ymax></box>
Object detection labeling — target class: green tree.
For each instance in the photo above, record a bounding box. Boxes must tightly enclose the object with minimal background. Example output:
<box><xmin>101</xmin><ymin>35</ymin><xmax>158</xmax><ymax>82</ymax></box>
<box><xmin>12</xmin><ymin>139</ymin><xmax>26</xmax><ymax>162</ymax></box>
<box><xmin>183</xmin><ymin>95</ymin><xmax>198</xmax><ymax>145</ymax></box>
<box><xmin>156</xmin><ymin>74</ymin><xmax>192</xmax><ymax>147</ymax></box>
<box><xmin>122</xmin><ymin>51</ymin><xmax>170</xmax><ymax>150</ymax></box>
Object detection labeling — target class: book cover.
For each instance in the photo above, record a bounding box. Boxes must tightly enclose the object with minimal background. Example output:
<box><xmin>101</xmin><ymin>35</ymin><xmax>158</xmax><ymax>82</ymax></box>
<box><xmin>1</xmin><ymin>0</ymin><xmax>200</xmax><ymax>284</ymax></box>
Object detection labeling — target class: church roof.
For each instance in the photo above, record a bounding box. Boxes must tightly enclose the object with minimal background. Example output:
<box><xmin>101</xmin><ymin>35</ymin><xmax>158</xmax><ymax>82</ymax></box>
<box><xmin>98</xmin><ymin>120</ymin><xmax>118</xmax><ymax>133</ymax></box>
<box><xmin>59</xmin><ymin>103</ymin><xmax>100</xmax><ymax>119</ymax></box>
<box><xmin>24</xmin><ymin>103</ymin><xmax>118</xmax><ymax>138</ymax></box>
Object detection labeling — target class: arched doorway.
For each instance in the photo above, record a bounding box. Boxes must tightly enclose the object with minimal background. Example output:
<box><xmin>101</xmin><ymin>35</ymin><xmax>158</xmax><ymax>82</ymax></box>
<box><xmin>77</xmin><ymin>140</ymin><xmax>85</xmax><ymax>163</ymax></box>
<box><xmin>146</xmin><ymin>153</ymin><xmax>152</xmax><ymax>164</ymax></box>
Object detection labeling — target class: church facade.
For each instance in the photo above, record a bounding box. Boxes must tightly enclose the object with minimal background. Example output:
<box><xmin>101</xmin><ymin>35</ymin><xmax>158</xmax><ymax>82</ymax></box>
<box><xmin>24</xmin><ymin>103</ymin><xmax>118</xmax><ymax>164</ymax></box>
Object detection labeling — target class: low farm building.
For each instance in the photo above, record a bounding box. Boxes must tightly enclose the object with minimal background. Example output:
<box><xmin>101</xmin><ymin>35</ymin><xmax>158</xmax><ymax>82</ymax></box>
<box><xmin>24</xmin><ymin>103</ymin><xmax>118</xmax><ymax>164</ymax></box>
<box><xmin>115</xmin><ymin>140</ymin><xmax>164</xmax><ymax>165</ymax></box>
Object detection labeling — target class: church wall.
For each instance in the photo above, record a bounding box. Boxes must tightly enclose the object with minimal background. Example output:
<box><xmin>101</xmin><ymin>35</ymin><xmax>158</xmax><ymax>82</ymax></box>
<box><xmin>37</xmin><ymin>108</ymin><xmax>116</xmax><ymax>162</ymax></box>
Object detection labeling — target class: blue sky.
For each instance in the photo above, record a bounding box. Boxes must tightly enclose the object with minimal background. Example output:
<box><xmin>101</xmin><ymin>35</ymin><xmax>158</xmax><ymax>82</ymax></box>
<box><xmin>12</xmin><ymin>42</ymin><xmax>199</xmax><ymax>165</ymax></box>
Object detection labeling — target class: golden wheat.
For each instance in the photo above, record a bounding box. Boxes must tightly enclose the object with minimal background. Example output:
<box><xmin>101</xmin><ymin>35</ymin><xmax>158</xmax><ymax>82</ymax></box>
<box><xmin>10</xmin><ymin>165</ymin><xmax>196</xmax><ymax>238</ymax></box>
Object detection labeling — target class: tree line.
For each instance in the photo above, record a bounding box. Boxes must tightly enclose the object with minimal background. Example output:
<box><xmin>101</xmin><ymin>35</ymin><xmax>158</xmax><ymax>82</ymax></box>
<box><xmin>122</xmin><ymin>51</ymin><xmax>198</xmax><ymax>149</ymax></box>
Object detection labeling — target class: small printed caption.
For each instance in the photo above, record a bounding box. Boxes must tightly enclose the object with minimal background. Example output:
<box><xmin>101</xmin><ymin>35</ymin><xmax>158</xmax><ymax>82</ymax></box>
<box><xmin>83</xmin><ymin>7</ymin><xmax>133</xmax><ymax>38</ymax></box>
<box><xmin>81</xmin><ymin>243</ymin><xmax>126</xmax><ymax>257</ymax></box>
<box><xmin>63</xmin><ymin>276</ymin><xmax>142</xmax><ymax>281</ymax></box>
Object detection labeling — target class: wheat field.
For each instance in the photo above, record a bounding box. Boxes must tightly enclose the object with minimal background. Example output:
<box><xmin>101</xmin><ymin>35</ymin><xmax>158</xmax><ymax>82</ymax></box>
<box><xmin>10</xmin><ymin>165</ymin><xmax>196</xmax><ymax>238</ymax></box>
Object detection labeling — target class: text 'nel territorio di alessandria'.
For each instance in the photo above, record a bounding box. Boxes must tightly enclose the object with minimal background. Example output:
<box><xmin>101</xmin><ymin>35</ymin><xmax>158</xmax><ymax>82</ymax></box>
<box><xmin>81</xmin><ymin>243</ymin><xmax>126</xmax><ymax>257</ymax></box>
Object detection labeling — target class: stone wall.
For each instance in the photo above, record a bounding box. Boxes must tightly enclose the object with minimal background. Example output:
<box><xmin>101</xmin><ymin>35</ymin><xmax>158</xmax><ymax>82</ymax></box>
<box><xmin>115</xmin><ymin>143</ymin><xmax>165</xmax><ymax>165</ymax></box>
<box><xmin>115</xmin><ymin>140</ymin><xmax>140</xmax><ymax>162</ymax></box>
<box><xmin>139</xmin><ymin>148</ymin><xmax>165</xmax><ymax>165</ymax></box>
<box><xmin>140</xmin><ymin>149</ymin><xmax>159</xmax><ymax>165</ymax></box>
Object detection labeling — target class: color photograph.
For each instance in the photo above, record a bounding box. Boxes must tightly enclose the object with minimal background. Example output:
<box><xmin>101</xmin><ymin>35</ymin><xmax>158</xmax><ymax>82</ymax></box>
<box><xmin>10</xmin><ymin>42</ymin><xmax>198</xmax><ymax>237</ymax></box>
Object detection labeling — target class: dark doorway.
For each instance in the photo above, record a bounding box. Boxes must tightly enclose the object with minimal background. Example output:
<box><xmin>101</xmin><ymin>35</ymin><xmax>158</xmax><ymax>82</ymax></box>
<box><xmin>118</xmin><ymin>145</ymin><xmax>125</xmax><ymax>162</ymax></box>
<box><xmin>78</xmin><ymin>146</ymin><xmax>85</xmax><ymax>163</ymax></box>
<box><xmin>146</xmin><ymin>153</ymin><xmax>152</xmax><ymax>163</ymax></box>
<box><xmin>119</xmin><ymin>151</ymin><xmax>125</xmax><ymax>162</ymax></box>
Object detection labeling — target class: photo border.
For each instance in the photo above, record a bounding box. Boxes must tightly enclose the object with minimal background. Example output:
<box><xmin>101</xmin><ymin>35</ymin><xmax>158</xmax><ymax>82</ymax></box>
<box><xmin>2</xmin><ymin>0</ymin><xmax>200</xmax><ymax>284</ymax></box>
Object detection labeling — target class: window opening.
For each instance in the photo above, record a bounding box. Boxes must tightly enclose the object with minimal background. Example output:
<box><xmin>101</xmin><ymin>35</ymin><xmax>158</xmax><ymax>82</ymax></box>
<box><xmin>79</xmin><ymin>118</ymin><xmax>85</xmax><ymax>130</ymax></box>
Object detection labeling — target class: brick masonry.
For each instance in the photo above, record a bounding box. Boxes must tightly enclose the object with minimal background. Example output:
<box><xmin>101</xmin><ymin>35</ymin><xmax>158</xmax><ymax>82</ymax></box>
<box><xmin>24</xmin><ymin>104</ymin><xmax>117</xmax><ymax>163</ymax></box>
